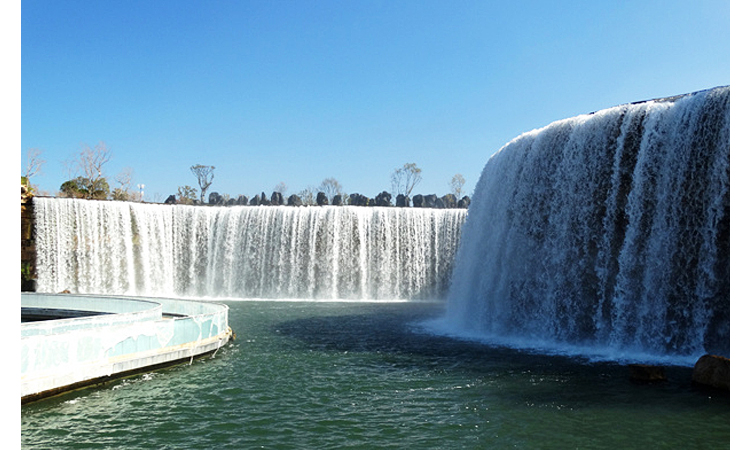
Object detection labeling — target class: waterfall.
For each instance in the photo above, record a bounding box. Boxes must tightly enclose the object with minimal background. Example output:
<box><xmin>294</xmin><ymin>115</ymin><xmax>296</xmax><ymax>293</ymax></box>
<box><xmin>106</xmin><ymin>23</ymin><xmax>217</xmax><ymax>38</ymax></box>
<box><xmin>443</xmin><ymin>86</ymin><xmax>729</xmax><ymax>362</ymax></box>
<box><xmin>34</xmin><ymin>199</ymin><xmax>466</xmax><ymax>301</ymax></box>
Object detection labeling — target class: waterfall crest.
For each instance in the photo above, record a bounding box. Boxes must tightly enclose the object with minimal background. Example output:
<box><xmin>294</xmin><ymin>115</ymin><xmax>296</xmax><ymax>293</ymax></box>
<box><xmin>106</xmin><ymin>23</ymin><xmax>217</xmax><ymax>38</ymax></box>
<box><xmin>444</xmin><ymin>87</ymin><xmax>729</xmax><ymax>361</ymax></box>
<box><xmin>34</xmin><ymin>199</ymin><xmax>466</xmax><ymax>301</ymax></box>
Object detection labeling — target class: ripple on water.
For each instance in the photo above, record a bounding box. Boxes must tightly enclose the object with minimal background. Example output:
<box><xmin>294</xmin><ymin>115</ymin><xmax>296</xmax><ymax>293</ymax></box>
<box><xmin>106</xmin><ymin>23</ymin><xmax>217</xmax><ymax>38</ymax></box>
<box><xmin>22</xmin><ymin>301</ymin><xmax>729</xmax><ymax>449</ymax></box>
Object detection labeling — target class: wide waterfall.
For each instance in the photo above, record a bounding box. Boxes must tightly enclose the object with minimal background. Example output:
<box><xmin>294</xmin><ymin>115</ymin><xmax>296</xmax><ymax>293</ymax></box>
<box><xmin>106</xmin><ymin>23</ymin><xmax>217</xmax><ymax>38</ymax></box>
<box><xmin>443</xmin><ymin>86</ymin><xmax>729</xmax><ymax>363</ymax></box>
<box><xmin>34</xmin><ymin>198</ymin><xmax>466</xmax><ymax>301</ymax></box>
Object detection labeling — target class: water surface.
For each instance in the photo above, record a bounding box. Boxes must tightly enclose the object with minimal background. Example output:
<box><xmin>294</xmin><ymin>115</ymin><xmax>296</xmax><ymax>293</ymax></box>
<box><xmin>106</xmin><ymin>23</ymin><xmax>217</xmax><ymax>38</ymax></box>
<box><xmin>22</xmin><ymin>301</ymin><xmax>729</xmax><ymax>449</ymax></box>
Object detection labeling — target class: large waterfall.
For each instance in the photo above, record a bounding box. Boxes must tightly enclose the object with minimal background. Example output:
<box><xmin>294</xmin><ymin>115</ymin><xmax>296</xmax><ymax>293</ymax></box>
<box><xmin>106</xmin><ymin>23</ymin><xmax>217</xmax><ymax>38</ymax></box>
<box><xmin>34</xmin><ymin>199</ymin><xmax>466</xmax><ymax>301</ymax></box>
<box><xmin>443</xmin><ymin>86</ymin><xmax>729</xmax><ymax>363</ymax></box>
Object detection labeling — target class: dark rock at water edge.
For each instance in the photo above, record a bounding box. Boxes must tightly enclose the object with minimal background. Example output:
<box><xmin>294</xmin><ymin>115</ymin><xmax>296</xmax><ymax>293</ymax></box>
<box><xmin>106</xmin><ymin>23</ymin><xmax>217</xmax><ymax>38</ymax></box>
<box><xmin>692</xmin><ymin>355</ymin><xmax>729</xmax><ymax>390</ymax></box>
<box><xmin>628</xmin><ymin>364</ymin><xmax>667</xmax><ymax>383</ymax></box>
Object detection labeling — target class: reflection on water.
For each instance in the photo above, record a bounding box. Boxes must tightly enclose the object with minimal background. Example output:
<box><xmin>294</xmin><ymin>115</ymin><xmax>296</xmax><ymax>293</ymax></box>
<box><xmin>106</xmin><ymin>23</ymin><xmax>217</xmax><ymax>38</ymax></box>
<box><xmin>22</xmin><ymin>301</ymin><xmax>729</xmax><ymax>449</ymax></box>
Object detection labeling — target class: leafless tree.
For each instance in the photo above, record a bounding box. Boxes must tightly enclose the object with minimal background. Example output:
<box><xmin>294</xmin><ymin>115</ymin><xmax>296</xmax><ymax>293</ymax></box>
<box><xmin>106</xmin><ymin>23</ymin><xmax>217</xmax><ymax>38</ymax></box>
<box><xmin>63</xmin><ymin>141</ymin><xmax>112</xmax><ymax>199</ymax></box>
<box><xmin>391</xmin><ymin>163</ymin><xmax>422</xmax><ymax>197</ymax></box>
<box><xmin>274</xmin><ymin>182</ymin><xmax>288</xmax><ymax>196</ymax></box>
<box><xmin>112</xmin><ymin>167</ymin><xmax>138</xmax><ymax>201</ymax></box>
<box><xmin>297</xmin><ymin>185</ymin><xmax>317</xmax><ymax>205</ymax></box>
<box><xmin>24</xmin><ymin>148</ymin><xmax>46</xmax><ymax>180</ymax></box>
<box><xmin>319</xmin><ymin>177</ymin><xmax>344</xmax><ymax>201</ymax></box>
<box><xmin>190</xmin><ymin>164</ymin><xmax>215</xmax><ymax>204</ymax></box>
<box><xmin>450</xmin><ymin>173</ymin><xmax>466</xmax><ymax>198</ymax></box>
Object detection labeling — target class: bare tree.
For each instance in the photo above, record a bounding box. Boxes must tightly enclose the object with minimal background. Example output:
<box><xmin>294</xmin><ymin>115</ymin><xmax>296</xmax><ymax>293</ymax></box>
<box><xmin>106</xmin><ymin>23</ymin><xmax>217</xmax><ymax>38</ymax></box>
<box><xmin>274</xmin><ymin>182</ymin><xmax>288</xmax><ymax>196</ymax></box>
<box><xmin>450</xmin><ymin>173</ymin><xmax>466</xmax><ymax>198</ymax></box>
<box><xmin>62</xmin><ymin>142</ymin><xmax>112</xmax><ymax>199</ymax></box>
<box><xmin>190</xmin><ymin>164</ymin><xmax>215</xmax><ymax>204</ymax></box>
<box><xmin>297</xmin><ymin>185</ymin><xmax>317</xmax><ymax>205</ymax></box>
<box><xmin>24</xmin><ymin>148</ymin><xmax>46</xmax><ymax>180</ymax></box>
<box><xmin>318</xmin><ymin>177</ymin><xmax>344</xmax><ymax>201</ymax></box>
<box><xmin>80</xmin><ymin>141</ymin><xmax>112</xmax><ymax>184</ymax></box>
<box><xmin>391</xmin><ymin>163</ymin><xmax>422</xmax><ymax>197</ymax></box>
<box><xmin>112</xmin><ymin>167</ymin><xmax>137</xmax><ymax>201</ymax></box>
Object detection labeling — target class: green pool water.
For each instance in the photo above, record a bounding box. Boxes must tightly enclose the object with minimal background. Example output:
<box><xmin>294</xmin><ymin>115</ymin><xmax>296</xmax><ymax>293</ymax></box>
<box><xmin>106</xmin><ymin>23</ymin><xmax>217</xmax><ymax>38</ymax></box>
<box><xmin>21</xmin><ymin>301</ymin><xmax>729</xmax><ymax>449</ymax></box>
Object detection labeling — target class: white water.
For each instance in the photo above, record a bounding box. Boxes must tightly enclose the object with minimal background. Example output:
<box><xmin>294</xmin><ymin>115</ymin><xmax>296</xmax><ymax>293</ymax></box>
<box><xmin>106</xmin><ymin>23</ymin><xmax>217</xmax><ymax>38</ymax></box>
<box><xmin>34</xmin><ymin>200</ymin><xmax>466</xmax><ymax>301</ymax></box>
<box><xmin>443</xmin><ymin>87</ymin><xmax>730</xmax><ymax>363</ymax></box>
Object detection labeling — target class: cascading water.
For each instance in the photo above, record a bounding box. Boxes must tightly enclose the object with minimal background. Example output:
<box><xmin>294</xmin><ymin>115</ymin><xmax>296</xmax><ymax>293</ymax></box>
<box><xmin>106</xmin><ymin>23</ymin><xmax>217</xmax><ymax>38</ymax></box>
<box><xmin>442</xmin><ymin>86</ymin><xmax>729</xmax><ymax>363</ymax></box>
<box><xmin>34</xmin><ymin>198</ymin><xmax>466</xmax><ymax>301</ymax></box>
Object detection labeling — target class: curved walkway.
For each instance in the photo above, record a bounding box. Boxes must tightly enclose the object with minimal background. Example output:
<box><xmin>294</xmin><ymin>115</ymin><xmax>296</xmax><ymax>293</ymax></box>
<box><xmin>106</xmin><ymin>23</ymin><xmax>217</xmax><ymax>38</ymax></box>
<box><xmin>21</xmin><ymin>293</ymin><xmax>232</xmax><ymax>404</ymax></box>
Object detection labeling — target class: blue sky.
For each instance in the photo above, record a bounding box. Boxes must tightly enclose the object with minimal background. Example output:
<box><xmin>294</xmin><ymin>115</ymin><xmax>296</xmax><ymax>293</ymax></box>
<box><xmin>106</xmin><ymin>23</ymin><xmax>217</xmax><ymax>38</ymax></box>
<box><xmin>20</xmin><ymin>0</ymin><xmax>730</xmax><ymax>202</ymax></box>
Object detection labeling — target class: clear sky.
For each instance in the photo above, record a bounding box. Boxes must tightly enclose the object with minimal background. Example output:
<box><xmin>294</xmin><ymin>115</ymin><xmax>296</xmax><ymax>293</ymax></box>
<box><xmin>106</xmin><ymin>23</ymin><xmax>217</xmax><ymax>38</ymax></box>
<box><xmin>20</xmin><ymin>0</ymin><xmax>730</xmax><ymax>203</ymax></box>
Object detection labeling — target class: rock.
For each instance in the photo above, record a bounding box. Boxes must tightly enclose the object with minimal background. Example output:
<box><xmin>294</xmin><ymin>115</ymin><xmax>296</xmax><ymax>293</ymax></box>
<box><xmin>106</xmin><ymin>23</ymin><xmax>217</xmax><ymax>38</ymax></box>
<box><xmin>164</xmin><ymin>195</ymin><xmax>177</xmax><ymax>204</ymax></box>
<box><xmin>260</xmin><ymin>192</ymin><xmax>271</xmax><ymax>206</ymax></box>
<box><xmin>209</xmin><ymin>192</ymin><xmax>223</xmax><ymax>205</ymax></box>
<box><xmin>349</xmin><ymin>193</ymin><xmax>370</xmax><ymax>206</ymax></box>
<box><xmin>236</xmin><ymin>195</ymin><xmax>249</xmax><ymax>206</ymax></box>
<box><xmin>287</xmin><ymin>194</ymin><xmax>303</xmax><ymax>206</ymax></box>
<box><xmin>22</xmin><ymin>279</ymin><xmax>37</xmax><ymax>292</ymax></box>
<box><xmin>458</xmin><ymin>195</ymin><xmax>471</xmax><ymax>208</ymax></box>
<box><xmin>441</xmin><ymin>194</ymin><xmax>457</xmax><ymax>208</ymax></box>
<box><xmin>316</xmin><ymin>192</ymin><xmax>329</xmax><ymax>206</ymax></box>
<box><xmin>412</xmin><ymin>194</ymin><xmax>424</xmax><ymax>207</ymax></box>
<box><xmin>423</xmin><ymin>194</ymin><xmax>438</xmax><ymax>208</ymax></box>
<box><xmin>375</xmin><ymin>191</ymin><xmax>392</xmax><ymax>207</ymax></box>
<box><xmin>332</xmin><ymin>194</ymin><xmax>343</xmax><ymax>206</ymax></box>
<box><xmin>249</xmin><ymin>194</ymin><xmax>260</xmax><ymax>206</ymax></box>
<box><xmin>628</xmin><ymin>364</ymin><xmax>667</xmax><ymax>383</ymax></box>
<box><xmin>396</xmin><ymin>194</ymin><xmax>410</xmax><ymax>207</ymax></box>
<box><xmin>692</xmin><ymin>354</ymin><xmax>729</xmax><ymax>390</ymax></box>
<box><xmin>270</xmin><ymin>191</ymin><xmax>284</xmax><ymax>206</ymax></box>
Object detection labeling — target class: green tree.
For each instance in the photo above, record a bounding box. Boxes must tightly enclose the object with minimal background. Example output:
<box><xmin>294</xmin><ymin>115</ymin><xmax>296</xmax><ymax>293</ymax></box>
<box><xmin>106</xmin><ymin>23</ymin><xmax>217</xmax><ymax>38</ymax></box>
<box><xmin>191</xmin><ymin>164</ymin><xmax>215</xmax><ymax>204</ymax></box>
<box><xmin>60</xmin><ymin>176</ymin><xmax>110</xmax><ymax>199</ymax></box>
<box><xmin>177</xmin><ymin>185</ymin><xmax>198</xmax><ymax>204</ymax></box>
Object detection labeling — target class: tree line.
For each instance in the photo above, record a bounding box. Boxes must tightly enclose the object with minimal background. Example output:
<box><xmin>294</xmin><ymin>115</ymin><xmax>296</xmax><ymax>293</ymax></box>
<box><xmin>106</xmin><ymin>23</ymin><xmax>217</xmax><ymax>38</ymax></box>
<box><xmin>23</xmin><ymin>144</ymin><xmax>468</xmax><ymax>207</ymax></box>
